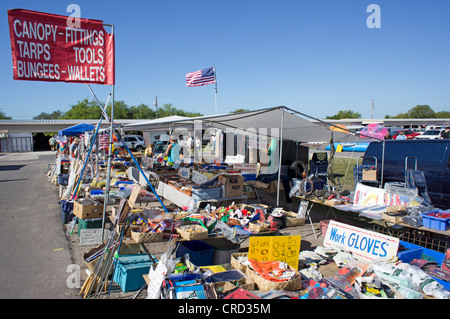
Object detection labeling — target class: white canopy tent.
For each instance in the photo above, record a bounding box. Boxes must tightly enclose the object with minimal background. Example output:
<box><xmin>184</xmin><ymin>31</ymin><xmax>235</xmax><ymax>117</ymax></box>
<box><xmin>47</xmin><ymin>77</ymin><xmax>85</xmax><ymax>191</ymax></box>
<box><xmin>122</xmin><ymin>115</ymin><xmax>189</xmax><ymax>131</ymax></box>
<box><xmin>124</xmin><ymin>106</ymin><xmax>356</xmax><ymax>142</ymax></box>
<box><xmin>124</xmin><ymin>106</ymin><xmax>372</xmax><ymax>205</ymax></box>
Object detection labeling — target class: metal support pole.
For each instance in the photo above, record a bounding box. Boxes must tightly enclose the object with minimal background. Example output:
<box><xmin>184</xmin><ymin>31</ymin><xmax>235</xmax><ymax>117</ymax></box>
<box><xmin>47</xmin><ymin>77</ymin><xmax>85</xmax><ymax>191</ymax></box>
<box><xmin>71</xmin><ymin>94</ymin><xmax>111</xmax><ymax>200</ymax></box>
<box><xmin>380</xmin><ymin>140</ymin><xmax>386</xmax><ymax>188</ymax></box>
<box><xmin>116</xmin><ymin>134</ymin><xmax>169</xmax><ymax>214</ymax></box>
<box><xmin>276</xmin><ymin>107</ymin><xmax>284</xmax><ymax>206</ymax></box>
<box><xmin>101</xmin><ymin>25</ymin><xmax>115</xmax><ymax>241</ymax></box>
<box><xmin>214</xmin><ymin>66</ymin><xmax>218</xmax><ymax>114</ymax></box>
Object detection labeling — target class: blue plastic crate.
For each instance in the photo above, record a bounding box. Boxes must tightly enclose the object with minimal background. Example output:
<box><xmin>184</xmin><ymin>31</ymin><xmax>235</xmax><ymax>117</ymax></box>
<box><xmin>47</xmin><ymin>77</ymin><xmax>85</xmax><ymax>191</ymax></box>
<box><xmin>112</xmin><ymin>254</ymin><xmax>157</xmax><ymax>293</ymax></box>
<box><xmin>58</xmin><ymin>174</ymin><xmax>69</xmax><ymax>186</ymax></box>
<box><xmin>421</xmin><ymin>210</ymin><xmax>450</xmax><ymax>231</ymax></box>
<box><xmin>173</xmin><ymin>282</ymin><xmax>206</xmax><ymax>299</ymax></box>
<box><xmin>397</xmin><ymin>241</ymin><xmax>449</xmax><ymax>290</ymax></box>
<box><xmin>176</xmin><ymin>241</ymin><xmax>215</xmax><ymax>266</ymax></box>
<box><xmin>242</xmin><ymin>174</ymin><xmax>256</xmax><ymax>181</ymax></box>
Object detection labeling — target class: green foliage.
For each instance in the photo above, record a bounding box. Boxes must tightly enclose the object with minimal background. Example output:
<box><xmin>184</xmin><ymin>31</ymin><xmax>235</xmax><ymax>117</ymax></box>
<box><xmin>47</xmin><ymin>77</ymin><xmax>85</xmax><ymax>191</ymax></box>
<box><xmin>436</xmin><ymin>110</ymin><xmax>450</xmax><ymax>118</ymax></box>
<box><xmin>60</xmin><ymin>98</ymin><xmax>103</xmax><ymax>119</ymax></box>
<box><xmin>58</xmin><ymin>99</ymin><xmax>203</xmax><ymax>120</ymax></box>
<box><xmin>155</xmin><ymin>104</ymin><xmax>202</xmax><ymax>118</ymax></box>
<box><xmin>0</xmin><ymin>109</ymin><xmax>12</xmax><ymax>119</ymax></box>
<box><xmin>391</xmin><ymin>105</ymin><xmax>450</xmax><ymax>119</ymax></box>
<box><xmin>33</xmin><ymin>110</ymin><xmax>64</xmax><ymax>119</ymax></box>
<box><xmin>230</xmin><ymin>108</ymin><xmax>250</xmax><ymax>113</ymax></box>
<box><xmin>392</xmin><ymin>105</ymin><xmax>435</xmax><ymax>119</ymax></box>
<box><xmin>326</xmin><ymin>109</ymin><xmax>361</xmax><ymax>119</ymax></box>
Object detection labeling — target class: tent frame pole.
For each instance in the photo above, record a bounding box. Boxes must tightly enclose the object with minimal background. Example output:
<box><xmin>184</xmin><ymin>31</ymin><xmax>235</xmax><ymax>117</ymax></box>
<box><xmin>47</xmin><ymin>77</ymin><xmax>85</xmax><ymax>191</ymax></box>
<box><xmin>276</xmin><ymin>107</ymin><xmax>284</xmax><ymax>206</ymax></box>
<box><xmin>101</xmin><ymin>24</ymin><xmax>114</xmax><ymax>241</ymax></box>
<box><xmin>380</xmin><ymin>140</ymin><xmax>385</xmax><ymax>188</ymax></box>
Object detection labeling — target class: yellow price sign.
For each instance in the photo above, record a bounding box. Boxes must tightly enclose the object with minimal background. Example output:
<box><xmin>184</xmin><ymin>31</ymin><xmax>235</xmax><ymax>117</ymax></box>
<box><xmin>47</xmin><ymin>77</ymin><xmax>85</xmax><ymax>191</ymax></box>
<box><xmin>248</xmin><ymin>235</ymin><xmax>301</xmax><ymax>270</ymax></box>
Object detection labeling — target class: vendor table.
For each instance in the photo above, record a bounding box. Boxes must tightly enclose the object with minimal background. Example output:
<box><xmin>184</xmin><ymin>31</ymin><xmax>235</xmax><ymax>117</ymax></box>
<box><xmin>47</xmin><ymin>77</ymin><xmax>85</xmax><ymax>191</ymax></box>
<box><xmin>297</xmin><ymin>196</ymin><xmax>450</xmax><ymax>240</ymax></box>
<box><xmin>156</xmin><ymin>181</ymin><xmax>247</xmax><ymax>209</ymax></box>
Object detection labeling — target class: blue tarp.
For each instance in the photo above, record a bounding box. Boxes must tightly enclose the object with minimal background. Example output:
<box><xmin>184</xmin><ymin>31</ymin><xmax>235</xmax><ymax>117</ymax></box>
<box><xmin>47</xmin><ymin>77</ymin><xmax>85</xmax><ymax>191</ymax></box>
<box><xmin>58</xmin><ymin>123</ymin><xmax>95</xmax><ymax>136</ymax></box>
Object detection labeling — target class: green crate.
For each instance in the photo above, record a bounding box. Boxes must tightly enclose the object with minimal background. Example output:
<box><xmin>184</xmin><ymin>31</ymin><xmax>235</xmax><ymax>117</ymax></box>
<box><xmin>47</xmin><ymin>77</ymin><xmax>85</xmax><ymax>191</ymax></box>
<box><xmin>78</xmin><ymin>218</ymin><xmax>102</xmax><ymax>237</ymax></box>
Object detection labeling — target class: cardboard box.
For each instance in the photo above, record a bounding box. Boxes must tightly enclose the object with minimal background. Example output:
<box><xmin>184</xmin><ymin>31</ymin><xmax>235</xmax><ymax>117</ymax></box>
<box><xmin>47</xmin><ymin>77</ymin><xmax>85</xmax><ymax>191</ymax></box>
<box><xmin>73</xmin><ymin>199</ymin><xmax>104</xmax><ymax>219</ymax></box>
<box><xmin>219</xmin><ymin>174</ymin><xmax>244</xmax><ymax>198</ymax></box>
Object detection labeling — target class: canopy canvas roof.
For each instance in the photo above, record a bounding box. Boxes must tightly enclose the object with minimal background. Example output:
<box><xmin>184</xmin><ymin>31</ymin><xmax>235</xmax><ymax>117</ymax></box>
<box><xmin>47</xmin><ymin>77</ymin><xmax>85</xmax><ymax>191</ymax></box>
<box><xmin>123</xmin><ymin>115</ymin><xmax>189</xmax><ymax>131</ymax></box>
<box><xmin>124</xmin><ymin>106</ymin><xmax>358</xmax><ymax>143</ymax></box>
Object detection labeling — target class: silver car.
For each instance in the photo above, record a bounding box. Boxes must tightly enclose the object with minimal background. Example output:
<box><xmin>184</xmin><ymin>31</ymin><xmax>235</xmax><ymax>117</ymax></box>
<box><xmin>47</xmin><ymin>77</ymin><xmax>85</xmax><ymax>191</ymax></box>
<box><xmin>414</xmin><ymin>129</ymin><xmax>444</xmax><ymax>140</ymax></box>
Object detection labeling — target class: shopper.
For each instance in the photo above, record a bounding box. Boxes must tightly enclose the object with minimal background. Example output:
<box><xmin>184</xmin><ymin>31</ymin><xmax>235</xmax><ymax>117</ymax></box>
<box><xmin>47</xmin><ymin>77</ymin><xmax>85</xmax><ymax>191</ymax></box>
<box><xmin>164</xmin><ymin>136</ymin><xmax>180</xmax><ymax>165</ymax></box>
<box><xmin>144</xmin><ymin>143</ymin><xmax>153</xmax><ymax>157</ymax></box>
<box><xmin>440</xmin><ymin>126</ymin><xmax>450</xmax><ymax>139</ymax></box>
<box><xmin>70</xmin><ymin>138</ymin><xmax>79</xmax><ymax>158</ymax></box>
<box><xmin>396</xmin><ymin>132</ymin><xmax>406</xmax><ymax>140</ymax></box>
<box><xmin>49</xmin><ymin>135</ymin><xmax>56</xmax><ymax>151</ymax></box>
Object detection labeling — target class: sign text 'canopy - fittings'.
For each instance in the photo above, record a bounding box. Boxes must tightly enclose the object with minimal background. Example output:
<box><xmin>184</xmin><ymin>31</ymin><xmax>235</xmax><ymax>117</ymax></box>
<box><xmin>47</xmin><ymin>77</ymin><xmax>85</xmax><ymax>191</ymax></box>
<box><xmin>8</xmin><ymin>9</ymin><xmax>114</xmax><ymax>85</ymax></box>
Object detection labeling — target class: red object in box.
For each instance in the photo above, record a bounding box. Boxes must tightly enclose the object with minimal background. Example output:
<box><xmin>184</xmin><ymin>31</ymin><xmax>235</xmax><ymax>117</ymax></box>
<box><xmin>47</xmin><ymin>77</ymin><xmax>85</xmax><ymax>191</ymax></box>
<box><xmin>442</xmin><ymin>249</ymin><xmax>450</xmax><ymax>272</ymax></box>
<box><xmin>223</xmin><ymin>288</ymin><xmax>261</xmax><ymax>299</ymax></box>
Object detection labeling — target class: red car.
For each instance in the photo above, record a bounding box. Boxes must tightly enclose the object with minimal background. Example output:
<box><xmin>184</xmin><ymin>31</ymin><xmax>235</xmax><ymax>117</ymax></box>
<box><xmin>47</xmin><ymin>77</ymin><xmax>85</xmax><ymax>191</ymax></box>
<box><xmin>392</xmin><ymin>129</ymin><xmax>421</xmax><ymax>139</ymax></box>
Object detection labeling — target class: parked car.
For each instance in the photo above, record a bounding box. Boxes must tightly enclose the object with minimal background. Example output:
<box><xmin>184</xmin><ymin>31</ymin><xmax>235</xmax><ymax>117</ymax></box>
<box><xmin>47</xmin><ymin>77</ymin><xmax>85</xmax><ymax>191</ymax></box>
<box><xmin>392</xmin><ymin>129</ymin><xmax>421</xmax><ymax>140</ymax></box>
<box><xmin>362</xmin><ymin>140</ymin><xmax>450</xmax><ymax>209</ymax></box>
<box><xmin>122</xmin><ymin>135</ymin><xmax>146</xmax><ymax>151</ymax></box>
<box><xmin>387</xmin><ymin>127</ymin><xmax>404</xmax><ymax>136</ymax></box>
<box><xmin>414</xmin><ymin>129</ymin><xmax>444</xmax><ymax>140</ymax></box>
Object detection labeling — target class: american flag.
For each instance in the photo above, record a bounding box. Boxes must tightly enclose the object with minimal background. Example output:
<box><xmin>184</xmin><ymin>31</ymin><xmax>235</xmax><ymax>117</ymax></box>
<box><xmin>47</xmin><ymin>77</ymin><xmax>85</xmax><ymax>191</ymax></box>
<box><xmin>186</xmin><ymin>67</ymin><xmax>216</xmax><ymax>87</ymax></box>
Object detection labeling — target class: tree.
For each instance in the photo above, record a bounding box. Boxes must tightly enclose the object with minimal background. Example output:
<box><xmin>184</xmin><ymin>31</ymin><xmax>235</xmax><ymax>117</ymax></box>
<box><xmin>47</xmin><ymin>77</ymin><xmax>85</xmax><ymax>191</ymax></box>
<box><xmin>33</xmin><ymin>110</ymin><xmax>64</xmax><ymax>119</ymax></box>
<box><xmin>155</xmin><ymin>104</ymin><xmax>202</xmax><ymax>118</ymax></box>
<box><xmin>60</xmin><ymin>98</ymin><xmax>103</xmax><ymax>119</ymax></box>
<box><xmin>326</xmin><ymin>110</ymin><xmax>361</xmax><ymax>119</ymax></box>
<box><xmin>230</xmin><ymin>108</ymin><xmax>250</xmax><ymax>113</ymax></box>
<box><xmin>129</xmin><ymin>103</ymin><xmax>156</xmax><ymax>119</ymax></box>
<box><xmin>0</xmin><ymin>109</ymin><xmax>12</xmax><ymax>119</ymax></box>
<box><xmin>59</xmin><ymin>99</ymin><xmax>203</xmax><ymax>120</ymax></box>
<box><xmin>392</xmin><ymin>105</ymin><xmax>436</xmax><ymax>119</ymax></box>
<box><xmin>435</xmin><ymin>110</ymin><xmax>450</xmax><ymax>118</ymax></box>
<box><xmin>104</xmin><ymin>100</ymin><xmax>133</xmax><ymax>119</ymax></box>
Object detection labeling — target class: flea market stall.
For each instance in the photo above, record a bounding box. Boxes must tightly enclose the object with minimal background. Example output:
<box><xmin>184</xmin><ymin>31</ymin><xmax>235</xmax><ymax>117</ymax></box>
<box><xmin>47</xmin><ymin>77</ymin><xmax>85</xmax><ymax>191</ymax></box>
<box><xmin>48</xmin><ymin>106</ymin><xmax>450</xmax><ymax>300</ymax></box>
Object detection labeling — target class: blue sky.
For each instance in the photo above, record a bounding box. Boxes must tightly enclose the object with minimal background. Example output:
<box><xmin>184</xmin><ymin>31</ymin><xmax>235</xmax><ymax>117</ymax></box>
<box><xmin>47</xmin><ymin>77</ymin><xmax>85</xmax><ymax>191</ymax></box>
<box><xmin>1</xmin><ymin>0</ymin><xmax>450</xmax><ymax>120</ymax></box>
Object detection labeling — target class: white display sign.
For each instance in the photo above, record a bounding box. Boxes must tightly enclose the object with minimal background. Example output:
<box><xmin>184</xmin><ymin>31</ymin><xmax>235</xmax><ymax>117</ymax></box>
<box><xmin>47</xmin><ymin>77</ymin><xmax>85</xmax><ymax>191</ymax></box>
<box><xmin>353</xmin><ymin>183</ymin><xmax>386</xmax><ymax>207</ymax></box>
<box><xmin>323</xmin><ymin>220</ymin><xmax>399</xmax><ymax>263</ymax></box>
<box><xmin>247</xmin><ymin>138</ymin><xmax>269</xmax><ymax>150</ymax></box>
<box><xmin>141</xmin><ymin>157</ymin><xmax>154</xmax><ymax>168</ymax></box>
<box><xmin>192</xmin><ymin>170</ymin><xmax>208</xmax><ymax>185</ymax></box>
<box><xmin>178</xmin><ymin>167</ymin><xmax>190</xmax><ymax>179</ymax></box>
<box><xmin>79</xmin><ymin>228</ymin><xmax>111</xmax><ymax>246</ymax></box>
<box><xmin>146</xmin><ymin>261</ymin><xmax>168</xmax><ymax>299</ymax></box>
<box><xmin>233</xmin><ymin>163</ymin><xmax>258</xmax><ymax>174</ymax></box>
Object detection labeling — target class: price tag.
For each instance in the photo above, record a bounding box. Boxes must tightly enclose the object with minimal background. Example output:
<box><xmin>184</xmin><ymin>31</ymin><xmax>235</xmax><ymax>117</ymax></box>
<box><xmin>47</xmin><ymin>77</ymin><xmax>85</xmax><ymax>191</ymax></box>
<box><xmin>248</xmin><ymin>235</ymin><xmax>301</xmax><ymax>270</ymax></box>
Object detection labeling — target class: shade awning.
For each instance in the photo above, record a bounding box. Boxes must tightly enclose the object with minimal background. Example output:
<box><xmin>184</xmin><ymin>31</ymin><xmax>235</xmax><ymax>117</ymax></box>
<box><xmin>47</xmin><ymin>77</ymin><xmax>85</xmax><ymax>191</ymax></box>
<box><xmin>124</xmin><ymin>106</ymin><xmax>357</xmax><ymax>143</ymax></box>
<box><xmin>58</xmin><ymin>123</ymin><xmax>95</xmax><ymax>136</ymax></box>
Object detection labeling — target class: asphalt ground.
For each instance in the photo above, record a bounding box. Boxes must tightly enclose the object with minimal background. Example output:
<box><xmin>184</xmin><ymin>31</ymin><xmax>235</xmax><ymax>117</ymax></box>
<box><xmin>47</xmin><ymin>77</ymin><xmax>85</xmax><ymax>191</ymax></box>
<box><xmin>0</xmin><ymin>151</ymin><xmax>78</xmax><ymax>299</ymax></box>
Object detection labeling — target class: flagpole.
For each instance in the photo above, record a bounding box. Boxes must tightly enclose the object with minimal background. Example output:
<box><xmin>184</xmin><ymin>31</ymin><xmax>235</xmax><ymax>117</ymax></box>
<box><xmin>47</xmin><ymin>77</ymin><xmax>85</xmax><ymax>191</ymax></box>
<box><xmin>214</xmin><ymin>66</ymin><xmax>218</xmax><ymax>114</ymax></box>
